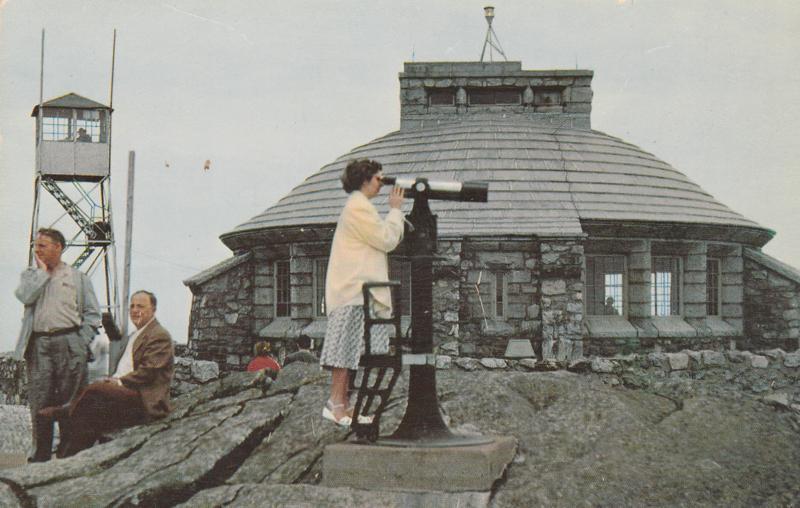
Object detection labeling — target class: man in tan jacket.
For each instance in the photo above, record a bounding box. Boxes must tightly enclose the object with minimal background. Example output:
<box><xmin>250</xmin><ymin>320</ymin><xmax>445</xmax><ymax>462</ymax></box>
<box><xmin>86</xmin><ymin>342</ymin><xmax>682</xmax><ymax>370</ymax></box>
<box><xmin>40</xmin><ymin>290</ymin><xmax>174</xmax><ymax>456</ymax></box>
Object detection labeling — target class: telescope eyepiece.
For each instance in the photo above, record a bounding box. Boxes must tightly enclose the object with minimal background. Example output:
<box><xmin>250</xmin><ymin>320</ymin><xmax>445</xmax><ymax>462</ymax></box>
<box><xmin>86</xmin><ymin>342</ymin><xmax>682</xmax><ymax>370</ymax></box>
<box><xmin>379</xmin><ymin>176</ymin><xmax>396</xmax><ymax>185</ymax></box>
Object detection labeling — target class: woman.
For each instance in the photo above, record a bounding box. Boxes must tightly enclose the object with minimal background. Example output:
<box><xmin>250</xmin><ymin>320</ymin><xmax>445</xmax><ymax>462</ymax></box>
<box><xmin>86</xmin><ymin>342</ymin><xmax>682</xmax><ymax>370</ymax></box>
<box><xmin>320</xmin><ymin>159</ymin><xmax>404</xmax><ymax>426</ymax></box>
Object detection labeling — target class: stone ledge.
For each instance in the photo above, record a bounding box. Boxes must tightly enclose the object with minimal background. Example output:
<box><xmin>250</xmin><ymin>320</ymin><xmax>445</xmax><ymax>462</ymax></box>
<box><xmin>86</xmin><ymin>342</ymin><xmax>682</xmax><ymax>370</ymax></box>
<box><xmin>323</xmin><ymin>436</ymin><xmax>517</xmax><ymax>492</ymax></box>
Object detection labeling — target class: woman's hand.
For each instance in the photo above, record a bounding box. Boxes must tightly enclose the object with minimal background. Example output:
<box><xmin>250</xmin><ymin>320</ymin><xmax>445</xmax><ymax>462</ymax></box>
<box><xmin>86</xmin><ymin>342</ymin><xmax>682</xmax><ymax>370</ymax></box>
<box><xmin>388</xmin><ymin>186</ymin><xmax>405</xmax><ymax>209</ymax></box>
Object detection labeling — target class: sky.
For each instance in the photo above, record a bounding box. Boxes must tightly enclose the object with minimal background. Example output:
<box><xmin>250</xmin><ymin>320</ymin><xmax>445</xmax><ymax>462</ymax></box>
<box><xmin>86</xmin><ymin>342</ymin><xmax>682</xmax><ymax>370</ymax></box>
<box><xmin>1</xmin><ymin>1</ymin><xmax>799</xmax><ymax>353</ymax></box>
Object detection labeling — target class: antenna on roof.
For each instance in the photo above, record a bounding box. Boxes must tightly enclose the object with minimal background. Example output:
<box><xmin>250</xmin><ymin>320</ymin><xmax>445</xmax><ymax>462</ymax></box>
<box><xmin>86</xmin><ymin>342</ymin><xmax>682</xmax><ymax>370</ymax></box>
<box><xmin>479</xmin><ymin>6</ymin><xmax>508</xmax><ymax>62</ymax></box>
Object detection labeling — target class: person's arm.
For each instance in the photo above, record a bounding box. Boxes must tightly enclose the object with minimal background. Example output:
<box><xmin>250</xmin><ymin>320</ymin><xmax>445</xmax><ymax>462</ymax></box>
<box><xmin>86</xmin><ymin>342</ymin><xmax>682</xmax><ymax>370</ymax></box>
<box><xmin>79</xmin><ymin>273</ymin><xmax>102</xmax><ymax>345</ymax></box>
<box><xmin>119</xmin><ymin>329</ymin><xmax>173</xmax><ymax>388</ymax></box>
<box><xmin>346</xmin><ymin>197</ymin><xmax>404</xmax><ymax>253</ymax></box>
<box><xmin>14</xmin><ymin>267</ymin><xmax>50</xmax><ymax>306</ymax></box>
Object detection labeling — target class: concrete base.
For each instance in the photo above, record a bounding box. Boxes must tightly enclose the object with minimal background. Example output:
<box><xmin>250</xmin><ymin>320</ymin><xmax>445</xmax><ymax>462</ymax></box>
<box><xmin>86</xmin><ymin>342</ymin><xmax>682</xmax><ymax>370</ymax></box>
<box><xmin>323</xmin><ymin>435</ymin><xmax>517</xmax><ymax>492</ymax></box>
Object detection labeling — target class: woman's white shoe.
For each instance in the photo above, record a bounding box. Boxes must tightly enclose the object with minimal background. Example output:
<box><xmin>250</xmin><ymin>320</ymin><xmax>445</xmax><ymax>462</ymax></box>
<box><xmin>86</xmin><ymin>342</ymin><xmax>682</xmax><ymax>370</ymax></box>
<box><xmin>322</xmin><ymin>400</ymin><xmax>352</xmax><ymax>427</ymax></box>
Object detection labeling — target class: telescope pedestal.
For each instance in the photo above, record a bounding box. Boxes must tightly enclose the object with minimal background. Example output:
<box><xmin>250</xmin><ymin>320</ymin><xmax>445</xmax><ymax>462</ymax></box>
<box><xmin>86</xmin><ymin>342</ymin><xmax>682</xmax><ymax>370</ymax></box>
<box><xmin>322</xmin><ymin>435</ymin><xmax>516</xmax><ymax>492</ymax></box>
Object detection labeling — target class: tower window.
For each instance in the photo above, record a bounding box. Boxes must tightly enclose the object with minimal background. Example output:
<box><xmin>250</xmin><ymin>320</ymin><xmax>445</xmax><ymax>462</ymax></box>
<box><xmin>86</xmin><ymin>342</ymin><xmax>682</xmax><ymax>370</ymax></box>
<box><xmin>76</xmin><ymin>110</ymin><xmax>102</xmax><ymax>143</ymax></box>
<box><xmin>428</xmin><ymin>89</ymin><xmax>455</xmax><ymax>106</ymax></box>
<box><xmin>467</xmin><ymin>88</ymin><xmax>521</xmax><ymax>105</ymax></box>
<box><xmin>42</xmin><ymin>109</ymin><xmax>72</xmax><ymax>141</ymax></box>
<box><xmin>586</xmin><ymin>255</ymin><xmax>625</xmax><ymax>315</ymax></box>
<box><xmin>533</xmin><ymin>88</ymin><xmax>563</xmax><ymax>106</ymax></box>
<box><xmin>651</xmin><ymin>257</ymin><xmax>681</xmax><ymax>316</ymax></box>
<box><xmin>274</xmin><ymin>260</ymin><xmax>291</xmax><ymax>317</ymax></box>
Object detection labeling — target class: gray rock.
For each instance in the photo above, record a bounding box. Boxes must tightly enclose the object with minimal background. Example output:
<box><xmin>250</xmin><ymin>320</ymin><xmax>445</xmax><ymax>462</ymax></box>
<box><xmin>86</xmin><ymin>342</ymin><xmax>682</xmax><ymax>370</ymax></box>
<box><xmin>750</xmin><ymin>355</ymin><xmax>769</xmax><ymax>369</ymax></box>
<box><xmin>0</xmin><ymin>405</ymin><xmax>30</xmax><ymax>455</ymax></box>
<box><xmin>667</xmin><ymin>353</ymin><xmax>689</xmax><ymax>371</ymax></box>
<box><xmin>480</xmin><ymin>358</ymin><xmax>508</xmax><ymax>369</ymax></box>
<box><xmin>2</xmin><ymin>356</ymin><xmax>800</xmax><ymax>507</ymax></box>
<box><xmin>190</xmin><ymin>359</ymin><xmax>220</xmax><ymax>383</ymax></box>
<box><xmin>567</xmin><ymin>358</ymin><xmax>591</xmax><ymax>373</ymax></box>
<box><xmin>436</xmin><ymin>355</ymin><xmax>452</xmax><ymax>369</ymax></box>
<box><xmin>647</xmin><ymin>352</ymin><xmax>669</xmax><ymax>370</ymax></box>
<box><xmin>591</xmin><ymin>357</ymin><xmax>616</xmax><ymax>374</ymax></box>
<box><xmin>762</xmin><ymin>392</ymin><xmax>791</xmax><ymax>409</ymax></box>
<box><xmin>0</xmin><ymin>482</ymin><xmax>21</xmax><ymax>507</ymax></box>
<box><xmin>702</xmin><ymin>351</ymin><xmax>726</xmax><ymax>367</ymax></box>
<box><xmin>439</xmin><ymin>341</ymin><xmax>459</xmax><ymax>355</ymax></box>
<box><xmin>518</xmin><ymin>358</ymin><xmax>538</xmax><ymax>371</ymax></box>
<box><xmin>761</xmin><ymin>349</ymin><xmax>785</xmax><ymax>360</ymax></box>
<box><xmin>727</xmin><ymin>350</ymin><xmax>750</xmax><ymax>363</ymax></box>
<box><xmin>181</xmin><ymin>484</ymin><xmax>491</xmax><ymax>508</ymax></box>
<box><xmin>784</xmin><ymin>353</ymin><xmax>800</xmax><ymax>368</ymax></box>
<box><xmin>454</xmin><ymin>358</ymin><xmax>481</xmax><ymax>371</ymax></box>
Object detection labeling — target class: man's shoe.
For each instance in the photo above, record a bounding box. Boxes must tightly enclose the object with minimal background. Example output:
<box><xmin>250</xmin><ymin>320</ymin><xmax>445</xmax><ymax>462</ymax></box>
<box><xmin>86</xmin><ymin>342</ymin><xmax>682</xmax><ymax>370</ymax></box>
<box><xmin>38</xmin><ymin>405</ymin><xmax>69</xmax><ymax>421</ymax></box>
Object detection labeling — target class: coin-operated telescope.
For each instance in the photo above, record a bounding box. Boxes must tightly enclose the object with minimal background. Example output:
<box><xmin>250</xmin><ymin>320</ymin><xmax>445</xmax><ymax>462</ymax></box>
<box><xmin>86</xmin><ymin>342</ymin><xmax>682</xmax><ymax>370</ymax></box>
<box><xmin>352</xmin><ymin>177</ymin><xmax>490</xmax><ymax>446</ymax></box>
<box><xmin>379</xmin><ymin>176</ymin><xmax>488</xmax><ymax>203</ymax></box>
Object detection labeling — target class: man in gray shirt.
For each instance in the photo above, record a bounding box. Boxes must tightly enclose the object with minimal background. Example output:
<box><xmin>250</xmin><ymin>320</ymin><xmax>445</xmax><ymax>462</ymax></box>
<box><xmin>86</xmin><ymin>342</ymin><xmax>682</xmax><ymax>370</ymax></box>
<box><xmin>14</xmin><ymin>228</ymin><xmax>101</xmax><ymax>462</ymax></box>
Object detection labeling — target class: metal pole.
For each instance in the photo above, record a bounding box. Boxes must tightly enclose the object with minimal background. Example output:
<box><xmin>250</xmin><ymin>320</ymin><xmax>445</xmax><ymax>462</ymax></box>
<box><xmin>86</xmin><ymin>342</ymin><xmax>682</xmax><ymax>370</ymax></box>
<box><xmin>107</xmin><ymin>29</ymin><xmax>120</xmax><ymax>324</ymax></box>
<box><xmin>121</xmin><ymin>150</ymin><xmax>135</xmax><ymax>338</ymax></box>
<box><xmin>29</xmin><ymin>29</ymin><xmax>46</xmax><ymax>265</ymax></box>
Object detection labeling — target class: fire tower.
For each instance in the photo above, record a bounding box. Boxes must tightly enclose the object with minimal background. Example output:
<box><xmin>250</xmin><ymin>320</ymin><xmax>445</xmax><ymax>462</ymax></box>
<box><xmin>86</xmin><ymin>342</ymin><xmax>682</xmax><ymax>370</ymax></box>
<box><xmin>29</xmin><ymin>93</ymin><xmax>120</xmax><ymax>321</ymax></box>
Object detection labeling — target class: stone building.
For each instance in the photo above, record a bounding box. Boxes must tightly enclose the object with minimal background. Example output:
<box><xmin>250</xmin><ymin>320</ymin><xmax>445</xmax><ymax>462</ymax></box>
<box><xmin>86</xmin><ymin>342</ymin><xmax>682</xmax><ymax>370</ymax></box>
<box><xmin>184</xmin><ymin>61</ymin><xmax>800</xmax><ymax>370</ymax></box>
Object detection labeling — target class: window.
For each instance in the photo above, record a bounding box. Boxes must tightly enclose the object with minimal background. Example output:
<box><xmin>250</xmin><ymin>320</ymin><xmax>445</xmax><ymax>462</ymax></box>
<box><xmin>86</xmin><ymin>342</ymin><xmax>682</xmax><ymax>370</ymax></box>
<box><xmin>651</xmin><ymin>257</ymin><xmax>681</xmax><ymax>316</ymax></box>
<box><xmin>706</xmin><ymin>258</ymin><xmax>720</xmax><ymax>316</ymax></box>
<box><xmin>467</xmin><ymin>88</ymin><xmax>521</xmax><ymax>106</ymax></box>
<box><xmin>313</xmin><ymin>258</ymin><xmax>328</xmax><ymax>317</ymax></box>
<box><xmin>42</xmin><ymin>109</ymin><xmax>72</xmax><ymax>141</ymax></box>
<box><xmin>586</xmin><ymin>255</ymin><xmax>625</xmax><ymax>316</ymax></box>
<box><xmin>76</xmin><ymin>110</ymin><xmax>102</xmax><ymax>143</ymax></box>
<box><xmin>493</xmin><ymin>271</ymin><xmax>506</xmax><ymax>319</ymax></box>
<box><xmin>389</xmin><ymin>259</ymin><xmax>412</xmax><ymax>316</ymax></box>
<box><xmin>428</xmin><ymin>89</ymin><xmax>455</xmax><ymax>106</ymax></box>
<box><xmin>533</xmin><ymin>88</ymin><xmax>563</xmax><ymax>107</ymax></box>
<box><xmin>274</xmin><ymin>260</ymin><xmax>291</xmax><ymax>317</ymax></box>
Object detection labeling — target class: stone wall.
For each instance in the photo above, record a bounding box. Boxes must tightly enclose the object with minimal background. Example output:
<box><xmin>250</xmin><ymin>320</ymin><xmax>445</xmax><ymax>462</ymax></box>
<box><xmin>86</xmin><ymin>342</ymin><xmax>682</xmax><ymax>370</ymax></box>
<box><xmin>435</xmin><ymin>347</ymin><xmax>800</xmax><ymax>403</ymax></box>
<box><xmin>459</xmin><ymin>238</ymin><xmax>539</xmax><ymax>358</ymax></box>
<box><xmin>0</xmin><ymin>356</ymin><xmax>222</xmax><ymax>405</ymax></box>
<box><xmin>0</xmin><ymin>355</ymin><xmax>26</xmax><ymax>405</ymax></box>
<box><xmin>399</xmin><ymin>62</ymin><xmax>593</xmax><ymax>130</ymax></box>
<box><xmin>744</xmin><ymin>255</ymin><xmax>800</xmax><ymax>351</ymax></box>
<box><xmin>540</xmin><ymin>238</ymin><xmax>584</xmax><ymax>362</ymax></box>
<box><xmin>187</xmin><ymin>257</ymin><xmax>254</xmax><ymax>368</ymax></box>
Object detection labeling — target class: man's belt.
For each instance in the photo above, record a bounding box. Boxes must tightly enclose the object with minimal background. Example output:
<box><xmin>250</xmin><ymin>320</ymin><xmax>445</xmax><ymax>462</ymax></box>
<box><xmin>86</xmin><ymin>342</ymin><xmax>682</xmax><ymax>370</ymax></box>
<box><xmin>31</xmin><ymin>326</ymin><xmax>80</xmax><ymax>339</ymax></box>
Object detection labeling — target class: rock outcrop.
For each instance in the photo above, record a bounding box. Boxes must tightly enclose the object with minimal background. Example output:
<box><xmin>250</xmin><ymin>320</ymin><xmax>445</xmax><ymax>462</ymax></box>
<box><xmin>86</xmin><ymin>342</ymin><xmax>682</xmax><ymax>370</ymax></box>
<box><xmin>1</xmin><ymin>362</ymin><xmax>799</xmax><ymax>506</ymax></box>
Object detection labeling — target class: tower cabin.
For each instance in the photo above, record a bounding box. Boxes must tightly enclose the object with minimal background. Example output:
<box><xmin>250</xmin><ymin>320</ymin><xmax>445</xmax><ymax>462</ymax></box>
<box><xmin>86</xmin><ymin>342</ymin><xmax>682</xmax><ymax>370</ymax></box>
<box><xmin>31</xmin><ymin>93</ymin><xmax>112</xmax><ymax>181</ymax></box>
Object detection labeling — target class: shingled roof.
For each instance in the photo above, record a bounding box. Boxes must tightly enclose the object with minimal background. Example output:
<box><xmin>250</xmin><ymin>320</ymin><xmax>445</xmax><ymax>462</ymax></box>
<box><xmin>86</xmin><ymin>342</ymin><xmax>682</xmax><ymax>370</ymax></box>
<box><xmin>221</xmin><ymin>118</ymin><xmax>770</xmax><ymax>249</ymax></box>
<box><xmin>31</xmin><ymin>93</ymin><xmax>111</xmax><ymax>117</ymax></box>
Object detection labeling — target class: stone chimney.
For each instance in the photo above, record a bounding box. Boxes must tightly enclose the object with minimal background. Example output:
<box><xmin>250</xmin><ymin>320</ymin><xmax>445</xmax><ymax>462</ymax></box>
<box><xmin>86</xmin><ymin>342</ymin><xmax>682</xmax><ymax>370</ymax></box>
<box><xmin>399</xmin><ymin>61</ymin><xmax>593</xmax><ymax>130</ymax></box>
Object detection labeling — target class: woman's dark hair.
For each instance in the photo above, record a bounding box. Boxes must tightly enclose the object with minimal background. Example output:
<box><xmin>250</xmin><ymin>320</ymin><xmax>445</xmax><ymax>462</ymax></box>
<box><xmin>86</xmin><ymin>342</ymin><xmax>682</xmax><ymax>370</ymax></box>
<box><xmin>340</xmin><ymin>159</ymin><xmax>382</xmax><ymax>193</ymax></box>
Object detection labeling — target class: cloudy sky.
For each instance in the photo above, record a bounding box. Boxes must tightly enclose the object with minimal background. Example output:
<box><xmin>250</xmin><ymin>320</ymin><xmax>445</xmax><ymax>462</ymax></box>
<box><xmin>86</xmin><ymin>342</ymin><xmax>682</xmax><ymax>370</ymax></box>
<box><xmin>1</xmin><ymin>1</ymin><xmax>799</xmax><ymax>352</ymax></box>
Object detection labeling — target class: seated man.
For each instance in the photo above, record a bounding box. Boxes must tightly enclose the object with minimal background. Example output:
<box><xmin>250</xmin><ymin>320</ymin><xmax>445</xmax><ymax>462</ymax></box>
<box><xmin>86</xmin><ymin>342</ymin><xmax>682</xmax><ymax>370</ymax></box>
<box><xmin>40</xmin><ymin>290</ymin><xmax>174</xmax><ymax>457</ymax></box>
<box><xmin>284</xmin><ymin>334</ymin><xmax>318</xmax><ymax>366</ymax></box>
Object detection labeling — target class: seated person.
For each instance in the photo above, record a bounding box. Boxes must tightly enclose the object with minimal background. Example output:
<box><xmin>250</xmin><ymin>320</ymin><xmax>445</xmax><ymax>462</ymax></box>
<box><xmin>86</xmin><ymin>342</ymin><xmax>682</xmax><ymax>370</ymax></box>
<box><xmin>76</xmin><ymin>128</ymin><xmax>92</xmax><ymax>142</ymax></box>
<box><xmin>246</xmin><ymin>341</ymin><xmax>281</xmax><ymax>376</ymax></box>
<box><xmin>603</xmin><ymin>296</ymin><xmax>619</xmax><ymax>316</ymax></box>
<box><xmin>284</xmin><ymin>334</ymin><xmax>318</xmax><ymax>366</ymax></box>
<box><xmin>39</xmin><ymin>290</ymin><xmax>174</xmax><ymax>457</ymax></box>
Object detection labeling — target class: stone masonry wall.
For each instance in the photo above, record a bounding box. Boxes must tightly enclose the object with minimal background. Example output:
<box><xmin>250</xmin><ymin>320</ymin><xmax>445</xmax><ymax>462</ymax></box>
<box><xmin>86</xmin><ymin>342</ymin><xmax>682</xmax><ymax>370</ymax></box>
<box><xmin>188</xmin><ymin>259</ymin><xmax>254</xmax><ymax>369</ymax></box>
<box><xmin>432</xmin><ymin>240</ymin><xmax>462</xmax><ymax>347</ymax></box>
<box><xmin>744</xmin><ymin>257</ymin><xmax>800</xmax><ymax>351</ymax></box>
<box><xmin>540</xmin><ymin>238</ymin><xmax>584</xmax><ymax>362</ymax></box>
<box><xmin>459</xmin><ymin>238</ymin><xmax>539</xmax><ymax>358</ymax></box>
